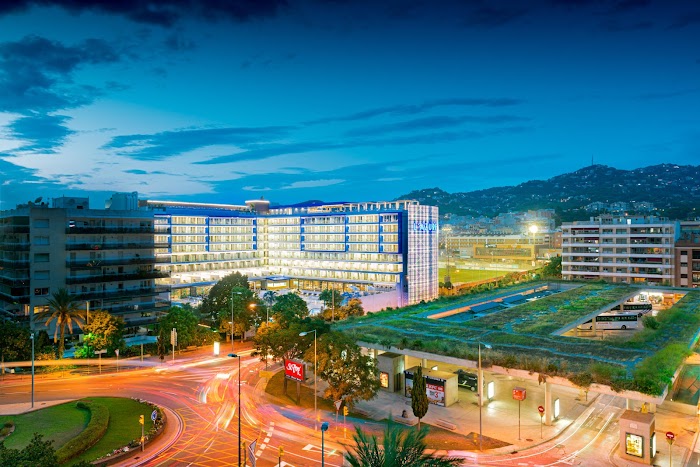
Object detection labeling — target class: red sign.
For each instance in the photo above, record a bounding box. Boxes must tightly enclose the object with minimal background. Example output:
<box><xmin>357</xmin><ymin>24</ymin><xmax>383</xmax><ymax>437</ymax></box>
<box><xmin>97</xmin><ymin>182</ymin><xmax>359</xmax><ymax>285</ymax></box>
<box><xmin>512</xmin><ymin>387</ymin><xmax>526</xmax><ymax>401</ymax></box>
<box><xmin>666</xmin><ymin>431</ymin><xmax>675</xmax><ymax>440</ymax></box>
<box><xmin>284</xmin><ymin>359</ymin><xmax>305</xmax><ymax>382</ymax></box>
<box><xmin>538</xmin><ymin>405</ymin><xmax>545</xmax><ymax>414</ymax></box>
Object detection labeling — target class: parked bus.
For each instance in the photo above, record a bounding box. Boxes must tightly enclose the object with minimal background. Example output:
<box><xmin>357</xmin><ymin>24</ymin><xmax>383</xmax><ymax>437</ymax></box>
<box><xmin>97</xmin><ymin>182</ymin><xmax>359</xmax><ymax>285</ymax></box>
<box><xmin>577</xmin><ymin>312</ymin><xmax>640</xmax><ymax>330</ymax></box>
<box><xmin>611</xmin><ymin>303</ymin><xmax>653</xmax><ymax>315</ymax></box>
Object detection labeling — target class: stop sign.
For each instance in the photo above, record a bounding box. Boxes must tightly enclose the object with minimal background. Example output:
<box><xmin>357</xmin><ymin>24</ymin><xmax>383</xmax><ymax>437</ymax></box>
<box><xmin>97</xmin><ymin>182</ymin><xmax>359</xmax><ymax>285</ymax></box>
<box><xmin>538</xmin><ymin>405</ymin><xmax>545</xmax><ymax>414</ymax></box>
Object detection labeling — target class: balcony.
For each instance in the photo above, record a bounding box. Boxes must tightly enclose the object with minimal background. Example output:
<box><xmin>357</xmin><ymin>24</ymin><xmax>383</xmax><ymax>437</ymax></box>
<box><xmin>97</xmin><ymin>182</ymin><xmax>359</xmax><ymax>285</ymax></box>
<box><xmin>65</xmin><ymin>226</ymin><xmax>156</xmax><ymax>234</ymax></box>
<box><xmin>66</xmin><ymin>270</ymin><xmax>170</xmax><ymax>284</ymax></box>
<box><xmin>0</xmin><ymin>226</ymin><xmax>30</xmax><ymax>234</ymax></box>
<box><xmin>65</xmin><ymin>242</ymin><xmax>156</xmax><ymax>251</ymax></box>
<box><xmin>0</xmin><ymin>242</ymin><xmax>30</xmax><ymax>251</ymax></box>
<box><xmin>73</xmin><ymin>285</ymin><xmax>170</xmax><ymax>301</ymax></box>
<box><xmin>0</xmin><ymin>259</ymin><xmax>29</xmax><ymax>268</ymax></box>
<box><xmin>66</xmin><ymin>256</ymin><xmax>170</xmax><ymax>268</ymax></box>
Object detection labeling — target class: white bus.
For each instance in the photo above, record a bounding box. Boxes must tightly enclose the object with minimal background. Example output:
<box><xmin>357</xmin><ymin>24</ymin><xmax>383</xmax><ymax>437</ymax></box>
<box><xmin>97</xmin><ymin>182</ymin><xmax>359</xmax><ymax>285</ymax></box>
<box><xmin>577</xmin><ymin>312</ymin><xmax>640</xmax><ymax>331</ymax></box>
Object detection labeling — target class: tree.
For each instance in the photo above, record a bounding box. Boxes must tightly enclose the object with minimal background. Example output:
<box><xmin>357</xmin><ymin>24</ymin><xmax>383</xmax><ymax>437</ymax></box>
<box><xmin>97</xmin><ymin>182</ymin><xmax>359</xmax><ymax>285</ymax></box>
<box><xmin>0</xmin><ymin>319</ymin><xmax>30</xmax><ymax>371</ymax></box>
<box><xmin>34</xmin><ymin>288</ymin><xmax>85</xmax><ymax>358</ymax></box>
<box><xmin>82</xmin><ymin>309</ymin><xmax>125</xmax><ymax>357</ymax></box>
<box><xmin>263</xmin><ymin>290</ymin><xmax>277</xmax><ymax>308</ymax></box>
<box><xmin>322</xmin><ymin>297</ymin><xmax>364</xmax><ymax>321</ymax></box>
<box><xmin>411</xmin><ymin>366</ymin><xmax>429</xmax><ymax>429</ymax></box>
<box><xmin>159</xmin><ymin>306</ymin><xmax>198</xmax><ymax>349</ymax></box>
<box><xmin>199</xmin><ymin>272</ymin><xmax>250</xmax><ymax>325</ymax></box>
<box><xmin>254</xmin><ymin>321</ymin><xmax>308</xmax><ymax>392</ymax></box>
<box><xmin>319</xmin><ymin>289</ymin><xmax>342</xmax><ymax>311</ymax></box>
<box><xmin>540</xmin><ymin>256</ymin><xmax>562</xmax><ymax>278</ymax></box>
<box><xmin>271</xmin><ymin>293</ymin><xmax>309</xmax><ymax>327</ymax></box>
<box><xmin>0</xmin><ymin>433</ymin><xmax>59</xmax><ymax>467</ymax></box>
<box><xmin>306</xmin><ymin>331</ymin><xmax>380</xmax><ymax>407</ymax></box>
<box><xmin>345</xmin><ymin>423</ymin><xmax>463</xmax><ymax>467</ymax></box>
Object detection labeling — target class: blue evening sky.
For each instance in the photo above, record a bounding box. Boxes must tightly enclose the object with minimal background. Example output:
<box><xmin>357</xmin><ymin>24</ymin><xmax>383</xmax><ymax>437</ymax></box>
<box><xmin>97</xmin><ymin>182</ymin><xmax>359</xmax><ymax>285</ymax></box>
<box><xmin>0</xmin><ymin>0</ymin><xmax>698</xmax><ymax>209</ymax></box>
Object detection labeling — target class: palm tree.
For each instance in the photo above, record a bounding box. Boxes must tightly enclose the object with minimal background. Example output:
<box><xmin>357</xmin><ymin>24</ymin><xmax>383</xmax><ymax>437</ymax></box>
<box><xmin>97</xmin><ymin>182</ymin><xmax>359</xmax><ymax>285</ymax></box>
<box><xmin>345</xmin><ymin>422</ymin><xmax>463</xmax><ymax>467</ymax></box>
<box><xmin>35</xmin><ymin>288</ymin><xmax>86</xmax><ymax>358</ymax></box>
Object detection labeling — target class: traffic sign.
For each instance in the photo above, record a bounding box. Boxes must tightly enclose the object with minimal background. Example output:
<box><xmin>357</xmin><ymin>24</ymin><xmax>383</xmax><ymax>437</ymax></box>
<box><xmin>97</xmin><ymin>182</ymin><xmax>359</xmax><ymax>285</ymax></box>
<box><xmin>666</xmin><ymin>431</ymin><xmax>675</xmax><ymax>440</ymax></box>
<box><xmin>151</xmin><ymin>410</ymin><xmax>157</xmax><ymax>422</ymax></box>
<box><xmin>334</xmin><ymin>400</ymin><xmax>342</xmax><ymax>411</ymax></box>
<box><xmin>538</xmin><ymin>405</ymin><xmax>545</xmax><ymax>414</ymax></box>
<box><xmin>115</xmin><ymin>349</ymin><xmax>119</xmax><ymax>357</ymax></box>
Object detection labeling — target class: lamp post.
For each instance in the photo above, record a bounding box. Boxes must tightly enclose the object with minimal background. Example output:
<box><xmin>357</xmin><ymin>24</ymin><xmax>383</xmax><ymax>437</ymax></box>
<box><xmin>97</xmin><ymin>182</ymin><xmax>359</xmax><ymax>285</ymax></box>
<box><xmin>321</xmin><ymin>421</ymin><xmax>329</xmax><ymax>466</ymax></box>
<box><xmin>299</xmin><ymin>329</ymin><xmax>317</xmax><ymax>430</ymax></box>
<box><xmin>30</xmin><ymin>331</ymin><xmax>35</xmax><ymax>408</ymax></box>
<box><xmin>228</xmin><ymin>353</ymin><xmax>242</xmax><ymax>467</ymax></box>
<box><xmin>231</xmin><ymin>290</ymin><xmax>239</xmax><ymax>352</ymax></box>
<box><xmin>478</xmin><ymin>341</ymin><xmax>492</xmax><ymax>451</ymax></box>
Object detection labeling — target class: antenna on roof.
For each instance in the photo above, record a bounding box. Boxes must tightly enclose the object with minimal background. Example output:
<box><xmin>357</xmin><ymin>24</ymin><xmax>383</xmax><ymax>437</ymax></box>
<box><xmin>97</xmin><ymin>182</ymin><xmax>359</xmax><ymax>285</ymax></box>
<box><xmin>34</xmin><ymin>196</ymin><xmax>42</xmax><ymax>204</ymax></box>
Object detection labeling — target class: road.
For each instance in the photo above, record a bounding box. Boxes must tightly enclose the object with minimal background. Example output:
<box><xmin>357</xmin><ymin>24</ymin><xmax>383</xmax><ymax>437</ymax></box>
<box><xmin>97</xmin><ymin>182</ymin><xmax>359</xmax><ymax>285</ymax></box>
<box><xmin>0</xmin><ymin>351</ymin><xmax>674</xmax><ymax>466</ymax></box>
<box><xmin>0</xmin><ymin>350</ymin><xmax>347</xmax><ymax>466</ymax></box>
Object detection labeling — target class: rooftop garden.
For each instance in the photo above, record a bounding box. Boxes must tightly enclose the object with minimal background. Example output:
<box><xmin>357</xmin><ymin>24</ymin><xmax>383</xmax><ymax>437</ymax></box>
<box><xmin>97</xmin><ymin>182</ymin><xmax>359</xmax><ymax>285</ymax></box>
<box><xmin>337</xmin><ymin>282</ymin><xmax>700</xmax><ymax>396</ymax></box>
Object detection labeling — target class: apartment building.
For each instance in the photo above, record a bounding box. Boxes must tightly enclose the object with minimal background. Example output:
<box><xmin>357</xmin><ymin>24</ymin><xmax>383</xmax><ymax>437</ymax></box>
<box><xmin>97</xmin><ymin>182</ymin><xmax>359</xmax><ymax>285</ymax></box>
<box><xmin>0</xmin><ymin>193</ymin><xmax>168</xmax><ymax>327</ymax></box>
<box><xmin>561</xmin><ymin>215</ymin><xmax>678</xmax><ymax>285</ymax></box>
<box><xmin>675</xmin><ymin>220</ymin><xmax>700</xmax><ymax>288</ymax></box>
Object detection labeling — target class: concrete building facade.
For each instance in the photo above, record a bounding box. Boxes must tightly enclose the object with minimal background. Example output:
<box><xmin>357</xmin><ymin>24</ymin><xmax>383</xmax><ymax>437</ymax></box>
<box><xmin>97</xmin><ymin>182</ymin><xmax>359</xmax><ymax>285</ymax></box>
<box><xmin>561</xmin><ymin>215</ymin><xmax>678</xmax><ymax>285</ymax></box>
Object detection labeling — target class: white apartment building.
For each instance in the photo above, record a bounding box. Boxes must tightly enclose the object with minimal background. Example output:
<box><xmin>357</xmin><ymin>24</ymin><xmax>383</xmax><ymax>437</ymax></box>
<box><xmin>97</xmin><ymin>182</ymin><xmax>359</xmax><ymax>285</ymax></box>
<box><xmin>561</xmin><ymin>215</ymin><xmax>678</xmax><ymax>285</ymax></box>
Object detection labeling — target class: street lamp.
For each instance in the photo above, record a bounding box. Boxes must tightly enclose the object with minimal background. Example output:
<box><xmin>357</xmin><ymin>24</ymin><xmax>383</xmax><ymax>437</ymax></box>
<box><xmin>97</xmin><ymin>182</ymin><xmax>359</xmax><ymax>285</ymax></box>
<box><xmin>478</xmin><ymin>341</ymin><xmax>492</xmax><ymax>451</ymax></box>
<box><xmin>321</xmin><ymin>421</ymin><xmax>329</xmax><ymax>466</ymax></box>
<box><xmin>228</xmin><ymin>353</ymin><xmax>242</xmax><ymax>467</ymax></box>
<box><xmin>299</xmin><ymin>329</ymin><xmax>318</xmax><ymax>430</ymax></box>
<box><xmin>30</xmin><ymin>331</ymin><xmax>35</xmax><ymax>408</ymax></box>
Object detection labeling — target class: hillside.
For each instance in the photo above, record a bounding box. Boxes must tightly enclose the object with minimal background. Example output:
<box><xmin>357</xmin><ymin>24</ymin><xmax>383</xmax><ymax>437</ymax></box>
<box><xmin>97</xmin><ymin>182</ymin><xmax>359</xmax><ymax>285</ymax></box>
<box><xmin>398</xmin><ymin>164</ymin><xmax>700</xmax><ymax>220</ymax></box>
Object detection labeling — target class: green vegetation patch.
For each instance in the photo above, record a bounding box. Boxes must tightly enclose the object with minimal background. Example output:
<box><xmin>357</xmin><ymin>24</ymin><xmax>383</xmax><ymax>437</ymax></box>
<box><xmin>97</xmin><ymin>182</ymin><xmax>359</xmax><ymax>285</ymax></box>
<box><xmin>439</xmin><ymin>268</ymin><xmax>510</xmax><ymax>284</ymax></box>
<box><xmin>0</xmin><ymin>402</ymin><xmax>89</xmax><ymax>451</ymax></box>
<box><xmin>68</xmin><ymin>397</ymin><xmax>155</xmax><ymax>465</ymax></box>
<box><xmin>336</xmin><ymin>282</ymin><xmax>700</xmax><ymax>396</ymax></box>
<box><xmin>55</xmin><ymin>400</ymin><xmax>110</xmax><ymax>464</ymax></box>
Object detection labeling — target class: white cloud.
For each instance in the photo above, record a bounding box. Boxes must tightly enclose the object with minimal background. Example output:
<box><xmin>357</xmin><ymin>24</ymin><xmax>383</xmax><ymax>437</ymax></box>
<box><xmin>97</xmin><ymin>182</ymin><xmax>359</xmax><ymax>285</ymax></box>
<box><xmin>280</xmin><ymin>179</ymin><xmax>344</xmax><ymax>189</ymax></box>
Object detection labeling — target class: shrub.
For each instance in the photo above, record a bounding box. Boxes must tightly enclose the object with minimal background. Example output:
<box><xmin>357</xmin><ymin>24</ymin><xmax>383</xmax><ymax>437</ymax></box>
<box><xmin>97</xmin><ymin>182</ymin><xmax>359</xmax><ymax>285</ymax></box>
<box><xmin>642</xmin><ymin>315</ymin><xmax>659</xmax><ymax>330</ymax></box>
<box><xmin>55</xmin><ymin>400</ymin><xmax>110</xmax><ymax>464</ymax></box>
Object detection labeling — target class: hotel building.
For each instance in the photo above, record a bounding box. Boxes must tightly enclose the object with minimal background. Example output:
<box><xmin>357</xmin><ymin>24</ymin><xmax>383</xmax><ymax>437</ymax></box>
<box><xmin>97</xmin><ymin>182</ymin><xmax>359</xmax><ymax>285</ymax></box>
<box><xmin>561</xmin><ymin>215</ymin><xmax>678</xmax><ymax>285</ymax></box>
<box><xmin>147</xmin><ymin>198</ymin><xmax>439</xmax><ymax>310</ymax></box>
<box><xmin>675</xmin><ymin>220</ymin><xmax>700</xmax><ymax>288</ymax></box>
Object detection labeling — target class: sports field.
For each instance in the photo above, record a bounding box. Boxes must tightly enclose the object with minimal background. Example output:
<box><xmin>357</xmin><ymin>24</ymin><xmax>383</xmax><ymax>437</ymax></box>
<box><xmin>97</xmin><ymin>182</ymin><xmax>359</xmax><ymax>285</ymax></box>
<box><xmin>439</xmin><ymin>268</ymin><xmax>512</xmax><ymax>283</ymax></box>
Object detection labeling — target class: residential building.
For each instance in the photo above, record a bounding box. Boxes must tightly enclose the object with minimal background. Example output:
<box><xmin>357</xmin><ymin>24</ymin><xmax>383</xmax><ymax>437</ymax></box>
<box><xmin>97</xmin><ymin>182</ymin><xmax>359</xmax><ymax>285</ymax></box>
<box><xmin>561</xmin><ymin>215</ymin><xmax>678</xmax><ymax>285</ymax></box>
<box><xmin>675</xmin><ymin>220</ymin><xmax>700</xmax><ymax>288</ymax></box>
<box><xmin>0</xmin><ymin>193</ymin><xmax>168</xmax><ymax>328</ymax></box>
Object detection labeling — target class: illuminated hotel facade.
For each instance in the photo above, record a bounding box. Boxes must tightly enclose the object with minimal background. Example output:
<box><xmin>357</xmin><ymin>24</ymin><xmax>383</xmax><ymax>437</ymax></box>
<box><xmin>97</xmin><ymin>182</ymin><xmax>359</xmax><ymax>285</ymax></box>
<box><xmin>147</xmin><ymin>198</ymin><xmax>439</xmax><ymax>309</ymax></box>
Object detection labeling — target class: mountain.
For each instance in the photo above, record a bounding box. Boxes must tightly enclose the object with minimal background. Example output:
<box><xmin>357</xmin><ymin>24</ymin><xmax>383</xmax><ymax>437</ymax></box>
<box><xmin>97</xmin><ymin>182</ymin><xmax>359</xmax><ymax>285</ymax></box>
<box><xmin>397</xmin><ymin>164</ymin><xmax>700</xmax><ymax>221</ymax></box>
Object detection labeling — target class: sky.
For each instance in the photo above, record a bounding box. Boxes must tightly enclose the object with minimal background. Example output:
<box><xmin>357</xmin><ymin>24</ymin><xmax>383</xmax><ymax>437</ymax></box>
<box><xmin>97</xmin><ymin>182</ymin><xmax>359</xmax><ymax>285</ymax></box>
<box><xmin>0</xmin><ymin>0</ymin><xmax>699</xmax><ymax>209</ymax></box>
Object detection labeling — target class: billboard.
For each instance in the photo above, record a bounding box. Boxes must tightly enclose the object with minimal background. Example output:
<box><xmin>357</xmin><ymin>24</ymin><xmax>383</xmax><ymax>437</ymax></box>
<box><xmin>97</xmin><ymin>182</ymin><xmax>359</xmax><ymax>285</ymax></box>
<box><xmin>284</xmin><ymin>359</ymin><xmax>305</xmax><ymax>382</ymax></box>
<box><xmin>404</xmin><ymin>368</ymin><xmax>446</xmax><ymax>407</ymax></box>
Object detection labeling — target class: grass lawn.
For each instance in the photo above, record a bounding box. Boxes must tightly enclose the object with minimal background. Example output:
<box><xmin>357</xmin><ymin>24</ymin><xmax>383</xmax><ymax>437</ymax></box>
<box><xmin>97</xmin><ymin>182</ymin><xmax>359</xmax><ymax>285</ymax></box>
<box><xmin>68</xmin><ymin>397</ymin><xmax>155</xmax><ymax>465</ymax></box>
<box><xmin>264</xmin><ymin>370</ymin><xmax>503</xmax><ymax>451</ymax></box>
<box><xmin>439</xmin><ymin>268</ymin><xmax>512</xmax><ymax>284</ymax></box>
<box><xmin>0</xmin><ymin>402</ymin><xmax>89</xmax><ymax>451</ymax></box>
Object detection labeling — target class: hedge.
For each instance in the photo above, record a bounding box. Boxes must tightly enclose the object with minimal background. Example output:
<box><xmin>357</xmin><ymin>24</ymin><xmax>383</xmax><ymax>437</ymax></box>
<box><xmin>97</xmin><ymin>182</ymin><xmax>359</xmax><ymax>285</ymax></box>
<box><xmin>55</xmin><ymin>400</ymin><xmax>110</xmax><ymax>464</ymax></box>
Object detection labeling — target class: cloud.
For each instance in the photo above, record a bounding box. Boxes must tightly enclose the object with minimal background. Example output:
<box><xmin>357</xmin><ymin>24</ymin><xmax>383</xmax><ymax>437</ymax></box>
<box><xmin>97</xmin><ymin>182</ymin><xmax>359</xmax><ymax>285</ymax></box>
<box><xmin>280</xmin><ymin>179</ymin><xmax>345</xmax><ymax>189</ymax></box>
<box><xmin>345</xmin><ymin>114</ymin><xmax>528</xmax><ymax>137</ymax></box>
<box><xmin>0</xmin><ymin>0</ymin><xmax>289</xmax><ymax>27</ymax></box>
<box><xmin>668</xmin><ymin>10</ymin><xmax>700</xmax><ymax>29</ymax></box>
<box><xmin>602</xmin><ymin>0</ymin><xmax>651</xmax><ymax>15</ymax></box>
<box><xmin>636</xmin><ymin>88</ymin><xmax>699</xmax><ymax>100</ymax></box>
<box><xmin>599</xmin><ymin>19</ymin><xmax>652</xmax><ymax>31</ymax></box>
<box><xmin>0</xmin><ymin>35</ymin><xmax>122</xmax><ymax>114</ymax></box>
<box><xmin>164</xmin><ymin>32</ymin><xmax>196</xmax><ymax>52</ymax></box>
<box><xmin>7</xmin><ymin>113</ymin><xmax>74</xmax><ymax>153</ymax></box>
<box><xmin>305</xmin><ymin>97</ymin><xmax>523</xmax><ymax>125</ymax></box>
<box><xmin>102</xmin><ymin>125</ymin><xmax>294</xmax><ymax>160</ymax></box>
<box><xmin>461</xmin><ymin>6</ymin><xmax>528</xmax><ymax>28</ymax></box>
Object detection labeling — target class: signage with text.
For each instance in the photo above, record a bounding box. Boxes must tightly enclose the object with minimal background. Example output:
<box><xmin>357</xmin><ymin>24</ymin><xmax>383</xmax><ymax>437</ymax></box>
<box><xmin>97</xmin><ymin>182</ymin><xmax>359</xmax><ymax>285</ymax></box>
<box><xmin>411</xmin><ymin>220</ymin><xmax>438</xmax><ymax>233</ymax></box>
<box><xmin>512</xmin><ymin>387</ymin><xmax>526</xmax><ymax>401</ymax></box>
<box><xmin>284</xmin><ymin>359</ymin><xmax>305</xmax><ymax>382</ymax></box>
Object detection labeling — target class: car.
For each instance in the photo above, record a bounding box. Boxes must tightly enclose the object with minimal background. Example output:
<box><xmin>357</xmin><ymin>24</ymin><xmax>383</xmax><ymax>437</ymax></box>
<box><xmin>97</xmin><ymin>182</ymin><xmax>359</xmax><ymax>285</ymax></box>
<box><xmin>455</xmin><ymin>369</ymin><xmax>478</xmax><ymax>391</ymax></box>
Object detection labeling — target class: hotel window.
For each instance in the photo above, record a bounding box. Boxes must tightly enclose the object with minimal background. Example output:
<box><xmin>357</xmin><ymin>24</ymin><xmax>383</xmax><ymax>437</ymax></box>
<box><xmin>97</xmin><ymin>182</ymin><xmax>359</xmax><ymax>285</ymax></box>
<box><xmin>33</xmin><ymin>218</ymin><xmax>49</xmax><ymax>228</ymax></box>
<box><xmin>34</xmin><ymin>236</ymin><xmax>50</xmax><ymax>245</ymax></box>
<box><xmin>34</xmin><ymin>287</ymin><xmax>49</xmax><ymax>296</ymax></box>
